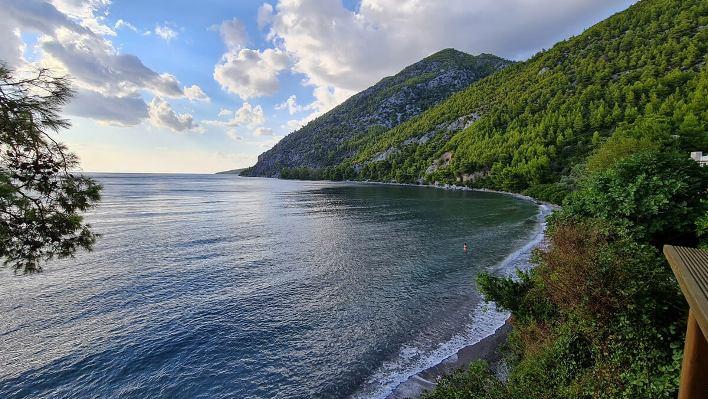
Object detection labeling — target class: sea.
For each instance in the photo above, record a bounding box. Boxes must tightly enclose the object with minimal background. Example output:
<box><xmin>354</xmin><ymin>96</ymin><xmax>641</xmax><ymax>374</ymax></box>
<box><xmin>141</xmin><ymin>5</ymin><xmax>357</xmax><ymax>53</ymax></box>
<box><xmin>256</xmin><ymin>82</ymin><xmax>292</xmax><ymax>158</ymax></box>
<box><xmin>0</xmin><ymin>174</ymin><xmax>544</xmax><ymax>398</ymax></box>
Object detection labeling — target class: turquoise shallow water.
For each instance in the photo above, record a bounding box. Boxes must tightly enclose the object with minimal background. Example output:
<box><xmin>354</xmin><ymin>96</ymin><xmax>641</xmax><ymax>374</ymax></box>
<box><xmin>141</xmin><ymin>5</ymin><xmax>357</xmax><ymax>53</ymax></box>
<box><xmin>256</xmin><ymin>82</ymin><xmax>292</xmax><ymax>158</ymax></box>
<box><xmin>0</xmin><ymin>174</ymin><xmax>540</xmax><ymax>398</ymax></box>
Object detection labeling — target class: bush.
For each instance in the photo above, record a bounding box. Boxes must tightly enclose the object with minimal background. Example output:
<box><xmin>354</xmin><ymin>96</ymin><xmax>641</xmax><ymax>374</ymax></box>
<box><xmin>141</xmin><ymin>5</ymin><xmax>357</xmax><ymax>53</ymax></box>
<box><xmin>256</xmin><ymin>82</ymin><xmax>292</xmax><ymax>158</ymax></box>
<box><xmin>561</xmin><ymin>151</ymin><xmax>708</xmax><ymax>246</ymax></box>
<box><xmin>422</xmin><ymin>361</ymin><xmax>507</xmax><ymax>399</ymax></box>
<box><xmin>696</xmin><ymin>203</ymin><xmax>708</xmax><ymax>250</ymax></box>
<box><xmin>478</xmin><ymin>218</ymin><xmax>686</xmax><ymax>399</ymax></box>
<box><xmin>522</xmin><ymin>183</ymin><xmax>570</xmax><ymax>205</ymax></box>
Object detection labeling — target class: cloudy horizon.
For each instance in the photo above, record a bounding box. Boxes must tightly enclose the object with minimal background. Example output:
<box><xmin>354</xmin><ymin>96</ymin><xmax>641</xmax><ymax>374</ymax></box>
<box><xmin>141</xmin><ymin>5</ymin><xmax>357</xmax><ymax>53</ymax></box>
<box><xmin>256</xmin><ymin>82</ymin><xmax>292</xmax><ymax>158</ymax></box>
<box><xmin>0</xmin><ymin>0</ymin><xmax>636</xmax><ymax>173</ymax></box>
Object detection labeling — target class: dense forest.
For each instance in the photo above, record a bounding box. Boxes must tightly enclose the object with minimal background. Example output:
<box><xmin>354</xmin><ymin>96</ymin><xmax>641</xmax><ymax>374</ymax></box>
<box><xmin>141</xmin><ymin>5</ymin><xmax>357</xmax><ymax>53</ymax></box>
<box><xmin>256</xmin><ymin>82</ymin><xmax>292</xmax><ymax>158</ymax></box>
<box><xmin>271</xmin><ymin>0</ymin><xmax>706</xmax><ymax>206</ymax></box>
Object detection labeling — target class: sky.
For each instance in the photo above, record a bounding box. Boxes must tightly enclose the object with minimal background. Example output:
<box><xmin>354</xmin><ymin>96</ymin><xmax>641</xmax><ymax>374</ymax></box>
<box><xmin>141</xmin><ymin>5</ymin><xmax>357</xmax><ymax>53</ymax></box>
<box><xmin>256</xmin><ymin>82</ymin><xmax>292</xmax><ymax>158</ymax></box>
<box><xmin>0</xmin><ymin>0</ymin><xmax>636</xmax><ymax>173</ymax></box>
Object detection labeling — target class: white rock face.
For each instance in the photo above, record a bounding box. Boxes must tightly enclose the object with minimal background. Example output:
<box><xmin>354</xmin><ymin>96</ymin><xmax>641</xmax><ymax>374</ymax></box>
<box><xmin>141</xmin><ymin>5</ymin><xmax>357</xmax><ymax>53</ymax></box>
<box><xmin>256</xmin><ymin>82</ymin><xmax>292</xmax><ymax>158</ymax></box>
<box><xmin>446</xmin><ymin>113</ymin><xmax>480</xmax><ymax>132</ymax></box>
<box><xmin>369</xmin><ymin>110</ymin><xmax>483</xmax><ymax>165</ymax></box>
<box><xmin>372</xmin><ymin>147</ymin><xmax>401</xmax><ymax>162</ymax></box>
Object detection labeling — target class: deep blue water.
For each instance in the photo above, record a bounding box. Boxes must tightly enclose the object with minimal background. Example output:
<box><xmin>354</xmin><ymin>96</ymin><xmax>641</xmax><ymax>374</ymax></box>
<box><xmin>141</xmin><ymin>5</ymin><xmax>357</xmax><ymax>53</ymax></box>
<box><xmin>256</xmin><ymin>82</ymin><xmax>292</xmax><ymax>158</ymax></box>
<box><xmin>0</xmin><ymin>175</ymin><xmax>541</xmax><ymax>398</ymax></box>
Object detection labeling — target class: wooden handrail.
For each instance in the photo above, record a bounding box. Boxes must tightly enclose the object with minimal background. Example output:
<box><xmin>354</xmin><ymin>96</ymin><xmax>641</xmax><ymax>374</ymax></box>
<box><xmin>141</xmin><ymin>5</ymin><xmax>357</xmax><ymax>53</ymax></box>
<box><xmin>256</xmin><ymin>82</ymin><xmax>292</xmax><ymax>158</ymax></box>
<box><xmin>663</xmin><ymin>245</ymin><xmax>708</xmax><ymax>399</ymax></box>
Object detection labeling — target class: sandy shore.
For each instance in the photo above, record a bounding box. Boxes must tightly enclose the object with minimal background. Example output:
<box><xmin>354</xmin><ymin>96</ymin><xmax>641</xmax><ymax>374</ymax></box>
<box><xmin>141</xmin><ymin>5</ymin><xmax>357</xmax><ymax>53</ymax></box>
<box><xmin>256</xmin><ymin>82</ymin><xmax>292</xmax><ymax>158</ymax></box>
<box><xmin>385</xmin><ymin>320</ymin><xmax>511</xmax><ymax>399</ymax></box>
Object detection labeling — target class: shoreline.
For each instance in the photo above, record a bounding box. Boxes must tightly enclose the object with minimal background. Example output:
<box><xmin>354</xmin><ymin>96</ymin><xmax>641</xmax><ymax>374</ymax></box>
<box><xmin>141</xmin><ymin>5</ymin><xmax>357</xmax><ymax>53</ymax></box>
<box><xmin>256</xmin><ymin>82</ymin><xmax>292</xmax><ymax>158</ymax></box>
<box><xmin>354</xmin><ymin>179</ymin><xmax>557</xmax><ymax>209</ymax></box>
<box><xmin>232</xmin><ymin>174</ymin><xmax>558</xmax><ymax>209</ymax></box>
<box><xmin>386</xmin><ymin>321</ymin><xmax>512</xmax><ymax>399</ymax></box>
<box><xmin>237</xmin><ymin>175</ymin><xmax>556</xmax><ymax>398</ymax></box>
<box><xmin>374</xmin><ymin>190</ymin><xmax>554</xmax><ymax>399</ymax></box>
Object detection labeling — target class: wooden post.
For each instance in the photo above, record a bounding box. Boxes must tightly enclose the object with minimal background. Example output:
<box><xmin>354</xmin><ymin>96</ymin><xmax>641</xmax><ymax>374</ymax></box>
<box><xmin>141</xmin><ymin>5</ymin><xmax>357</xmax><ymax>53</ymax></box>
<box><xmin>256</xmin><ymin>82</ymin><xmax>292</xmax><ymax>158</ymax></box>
<box><xmin>678</xmin><ymin>310</ymin><xmax>708</xmax><ymax>399</ymax></box>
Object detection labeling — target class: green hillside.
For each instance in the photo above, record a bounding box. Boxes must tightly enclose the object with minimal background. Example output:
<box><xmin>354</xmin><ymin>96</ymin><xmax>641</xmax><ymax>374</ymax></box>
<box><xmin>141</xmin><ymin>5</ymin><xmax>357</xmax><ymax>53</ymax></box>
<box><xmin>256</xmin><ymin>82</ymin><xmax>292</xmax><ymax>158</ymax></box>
<box><xmin>304</xmin><ymin>0</ymin><xmax>707</xmax><ymax>202</ymax></box>
<box><xmin>241</xmin><ymin>50</ymin><xmax>512</xmax><ymax>177</ymax></box>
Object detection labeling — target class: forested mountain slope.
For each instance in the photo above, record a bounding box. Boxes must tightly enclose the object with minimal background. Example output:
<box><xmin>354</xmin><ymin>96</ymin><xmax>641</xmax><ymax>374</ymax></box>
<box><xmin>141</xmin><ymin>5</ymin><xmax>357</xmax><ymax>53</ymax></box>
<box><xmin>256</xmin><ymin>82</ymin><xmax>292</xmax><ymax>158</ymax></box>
<box><xmin>298</xmin><ymin>0</ymin><xmax>706</xmax><ymax>196</ymax></box>
<box><xmin>241</xmin><ymin>50</ymin><xmax>512</xmax><ymax>177</ymax></box>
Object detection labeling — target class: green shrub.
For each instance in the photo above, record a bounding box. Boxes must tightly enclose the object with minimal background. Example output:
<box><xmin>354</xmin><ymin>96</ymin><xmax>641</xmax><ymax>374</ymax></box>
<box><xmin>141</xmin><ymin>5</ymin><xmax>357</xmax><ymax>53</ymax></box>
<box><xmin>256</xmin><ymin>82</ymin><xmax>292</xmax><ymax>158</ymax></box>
<box><xmin>522</xmin><ymin>183</ymin><xmax>570</xmax><ymax>205</ymax></box>
<box><xmin>561</xmin><ymin>151</ymin><xmax>708</xmax><ymax>246</ymax></box>
<box><xmin>477</xmin><ymin>218</ymin><xmax>686</xmax><ymax>399</ymax></box>
<box><xmin>422</xmin><ymin>361</ymin><xmax>507</xmax><ymax>399</ymax></box>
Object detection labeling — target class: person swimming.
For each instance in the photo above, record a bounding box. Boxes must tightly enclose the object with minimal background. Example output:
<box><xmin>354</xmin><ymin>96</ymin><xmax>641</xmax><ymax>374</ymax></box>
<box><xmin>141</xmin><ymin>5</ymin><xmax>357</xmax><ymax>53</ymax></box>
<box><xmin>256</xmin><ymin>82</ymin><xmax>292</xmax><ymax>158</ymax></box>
<box><xmin>464</xmin><ymin>242</ymin><xmax>469</xmax><ymax>252</ymax></box>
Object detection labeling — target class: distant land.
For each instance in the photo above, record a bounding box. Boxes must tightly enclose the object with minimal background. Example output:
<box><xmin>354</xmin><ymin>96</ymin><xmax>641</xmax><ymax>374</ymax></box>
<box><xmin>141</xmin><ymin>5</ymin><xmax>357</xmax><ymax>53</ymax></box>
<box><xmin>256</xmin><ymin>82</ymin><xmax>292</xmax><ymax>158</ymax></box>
<box><xmin>215</xmin><ymin>168</ymin><xmax>246</xmax><ymax>175</ymax></box>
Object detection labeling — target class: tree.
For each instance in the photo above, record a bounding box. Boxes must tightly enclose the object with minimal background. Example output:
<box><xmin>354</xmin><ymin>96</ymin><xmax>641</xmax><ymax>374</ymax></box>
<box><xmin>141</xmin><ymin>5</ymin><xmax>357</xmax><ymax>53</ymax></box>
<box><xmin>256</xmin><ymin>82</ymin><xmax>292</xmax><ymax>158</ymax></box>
<box><xmin>0</xmin><ymin>65</ymin><xmax>101</xmax><ymax>273</ymax></box>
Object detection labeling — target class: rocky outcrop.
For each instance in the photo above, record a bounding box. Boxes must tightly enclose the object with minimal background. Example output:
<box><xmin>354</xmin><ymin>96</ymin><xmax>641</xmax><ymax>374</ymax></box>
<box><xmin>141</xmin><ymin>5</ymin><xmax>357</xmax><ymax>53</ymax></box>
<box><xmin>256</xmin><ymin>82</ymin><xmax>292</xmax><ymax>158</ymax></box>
<box><xmin>425</xmin><ymin>151</ymin><xmax>454</xmax><ymax>175</ymax></box>
<box><xmin>366</xmin><ymin>110</ymin><xmax>483</xmax><ymax>165</ymax></box>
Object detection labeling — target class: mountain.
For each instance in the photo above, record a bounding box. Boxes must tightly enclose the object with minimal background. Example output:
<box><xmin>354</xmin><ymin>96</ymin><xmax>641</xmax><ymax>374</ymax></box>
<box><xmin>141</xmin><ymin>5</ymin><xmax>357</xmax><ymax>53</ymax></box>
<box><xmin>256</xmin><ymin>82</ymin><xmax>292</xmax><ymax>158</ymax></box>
<box><xmin>241</xmin><ymin>49</ymin><xmax>512</xmax><ymax>177</ymax></box>
<box><xmin>340</xmin><ymin>0</ymin><xmax>707</xmax><ymax>195</ymax></box>
<box><xmin>253</xmin><ymin>0</ymin><xmax>706</xmax><ymax>201</ymax></box>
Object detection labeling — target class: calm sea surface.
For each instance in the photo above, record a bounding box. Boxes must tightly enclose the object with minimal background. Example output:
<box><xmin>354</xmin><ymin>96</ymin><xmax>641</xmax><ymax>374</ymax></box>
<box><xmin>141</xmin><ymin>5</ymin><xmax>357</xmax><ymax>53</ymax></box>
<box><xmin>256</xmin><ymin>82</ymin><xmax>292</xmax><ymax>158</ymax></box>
<box><xmin>0</xmin><ymin>174</ymin><xmax>541</xmax><ymax>398</ymax></box>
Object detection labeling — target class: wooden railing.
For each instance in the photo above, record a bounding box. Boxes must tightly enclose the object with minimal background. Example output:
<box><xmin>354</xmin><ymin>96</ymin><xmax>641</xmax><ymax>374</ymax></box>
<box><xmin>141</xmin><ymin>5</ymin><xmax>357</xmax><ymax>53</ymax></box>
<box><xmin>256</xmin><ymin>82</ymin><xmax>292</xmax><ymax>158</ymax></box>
<box><xmin>663</xmin><ymin>245</ymin><xmax>708</xmax><ymax>399</ymax></box>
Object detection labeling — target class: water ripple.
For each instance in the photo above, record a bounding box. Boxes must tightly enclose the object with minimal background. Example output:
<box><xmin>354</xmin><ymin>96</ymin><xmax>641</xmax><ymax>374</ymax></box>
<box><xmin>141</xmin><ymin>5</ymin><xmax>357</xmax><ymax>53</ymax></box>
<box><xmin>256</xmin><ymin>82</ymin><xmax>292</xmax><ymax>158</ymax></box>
<box><xmin>0</xmin><ymin>175</ymin><xmax>539</xmax><ymax>398</ymax></box>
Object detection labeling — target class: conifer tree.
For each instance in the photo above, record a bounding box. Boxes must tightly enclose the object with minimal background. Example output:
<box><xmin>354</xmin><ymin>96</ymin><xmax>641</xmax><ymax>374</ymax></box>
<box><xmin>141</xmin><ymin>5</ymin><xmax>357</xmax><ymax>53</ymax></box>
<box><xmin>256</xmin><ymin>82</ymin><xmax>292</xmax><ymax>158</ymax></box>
<box><xmin>0</xmin><ymin>65</ymin><xmax>101</xmax><ymax>273</ymax></box>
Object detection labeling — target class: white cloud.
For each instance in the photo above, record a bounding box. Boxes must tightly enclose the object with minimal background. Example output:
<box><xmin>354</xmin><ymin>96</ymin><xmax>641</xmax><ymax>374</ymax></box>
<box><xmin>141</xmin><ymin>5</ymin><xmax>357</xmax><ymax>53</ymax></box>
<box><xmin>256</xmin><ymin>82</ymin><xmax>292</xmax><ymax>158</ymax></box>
<box><xmin>205</xmin><ymin>102</ymin><xmax>265</xmax><ymax>128</ymax></box>
<box><xmin>265</xmin><ymin>0</ymin><xmax>635</xmax><ymax>114</ymax></box>
<box><xmin>52</xmin><ymin>0</ymin><xmax>115</xmax><ymax>36</ymax></box>
<box><xmin>275</xmin><ymin>94</ymin><xmax>306</xmax><ymax>115</ymax></box>
<box><xmin>114</xmin><ymin>19</ymin><xmax>137</xmax><ymax>32</ymax></box>
<box><xmin>155</xmin><ymin>23</ymin><xmax>177</xmax><ymax>42</ymax></box>
<box><xmin>226</xmin><ymin>129</ymin><xmax>243</xmax><ymax>141</ymax></box>
<box><xmin>184</xmin><ymin>84</ymin><xmax>210</xmax><ymax>102</ymax></box>
<box><xmin>231</xmin><ymin>102</ymin><xmax>265</xmax><ymax>127</ymax></box>
<box><xmin>254</xmin><ymin>127</ymin><xmax>273</xmax><ymax>136</ymax></box>
<box><xmin>213</xmin><ymin>47</ymin><xmax>289</xmax><ymax>99</ymax></box>
<box><xmin>148</xmin><ymin>97</ymin><xmax>199</xmax><ymax>132</ymax></box>
<box><xmin>279</xmin><ymin>86</ymin><xmax>352</xmax><ymax>132</ymax></box>
<box><xmin>1</xmin><ymin>0</ymin><xmax>90</xmax><ymax>42</ymax></box>
<box><xmin>65</xmin><ymin>89</ymin><xmax>148</xmax><ymax>126</ymax></box>
<box><xmin>0</xmin><ymin>0</ymin><xmax>196</xmax><ymax>126</ymax></box>
<box><xmin>257</xmin><ymin>3</ymin><xmax>274</xmax><ymax>29</ymax></box>
<box><xmin>39</xmin><ymin>31</ymin><xmax>184</xmax><ymax>97</ymax></box>
<box><xmin>0</xmin><ymin>25</ymin><xmax>24</xmax><ymax>67</ymax></box>
<box><xmin>216</xmin><ymin>18</ymin><xmax>248</xmax><ymax>50</ymax></box>
<box><xmin>309</xmin><ymin>85</ymin><xmax>354</xmax><ymax>116</ymax></box>
<box><xmin>274</xmin><ymin>91</ymin><xmax>340</xmax><ymax>132</ymax></box>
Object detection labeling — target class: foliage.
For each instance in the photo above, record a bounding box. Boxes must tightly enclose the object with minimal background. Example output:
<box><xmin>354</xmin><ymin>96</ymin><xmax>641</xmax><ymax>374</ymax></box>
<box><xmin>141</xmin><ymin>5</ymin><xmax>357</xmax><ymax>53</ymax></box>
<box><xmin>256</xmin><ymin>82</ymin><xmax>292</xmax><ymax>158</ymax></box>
<box><xmin>698</xmin><ymin>203</ymin><xmax>708</xmax><ymax>250</ymax></box>
<box><xmin>432</xmin><ymin>147</ymin><xmax>704</xmax><ymax>398</ymax></box>
<box><xmin>521</xmin><ymin>183</ymin><xmax>570</xmax><ymax>205</ymax></box>
<box><xmin>421</xmin><ymin>361</ymin><xmax>507</xmax><ymax>399</ymax></box>
<box><xmin>478</xmin><ymin>269</ymin><xmax>555</xmax><ymax>324</ymax></box>
<box><xmin>0</xmin><ymin>65</ymin><xmax>101</xmax><ymax>273</ymax></box>
<box><xmin>560</xmin><ymin>151</ymin><xmax>708</xmax><ymax>246</ymax></box>
<box><xmin>459</xmin><ymin>219</ymin><xmax>686</xmax><ymax>398</ymax></box>
<box><xmin>584</xmin><ymin>115</ymin><xmax>672</xmax><ymax>173</ymax></box>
